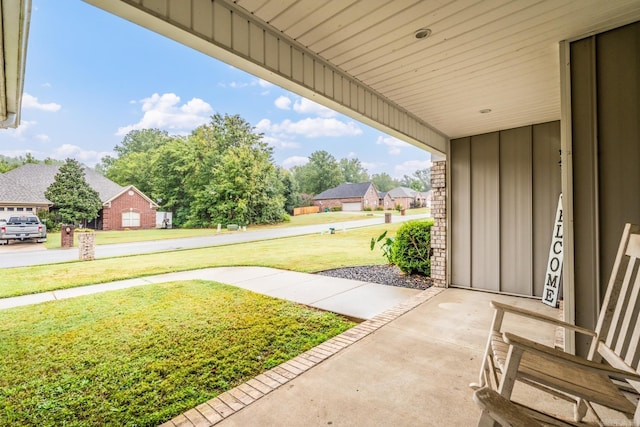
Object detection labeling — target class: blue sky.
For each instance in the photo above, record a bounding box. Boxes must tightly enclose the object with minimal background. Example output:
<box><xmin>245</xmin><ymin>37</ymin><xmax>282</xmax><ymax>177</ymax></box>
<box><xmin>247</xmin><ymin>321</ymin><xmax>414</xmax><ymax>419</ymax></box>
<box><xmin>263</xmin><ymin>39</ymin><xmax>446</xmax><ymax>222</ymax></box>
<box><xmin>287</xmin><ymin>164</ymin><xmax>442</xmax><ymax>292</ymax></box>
<box><xmin>0</xmin><ymin>0</ymin><xmax>431</xmax><ymax>179</ymax></box>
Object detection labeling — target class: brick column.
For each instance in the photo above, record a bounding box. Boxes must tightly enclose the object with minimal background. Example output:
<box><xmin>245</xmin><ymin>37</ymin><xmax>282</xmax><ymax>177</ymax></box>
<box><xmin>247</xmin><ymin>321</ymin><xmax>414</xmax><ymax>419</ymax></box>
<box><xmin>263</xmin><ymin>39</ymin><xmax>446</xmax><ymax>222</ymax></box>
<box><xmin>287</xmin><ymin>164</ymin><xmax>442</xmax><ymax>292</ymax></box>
<box><xmin>430</xmin><ymin>161</ymin><xmax>447</xmax><ymax>287</ymax></box>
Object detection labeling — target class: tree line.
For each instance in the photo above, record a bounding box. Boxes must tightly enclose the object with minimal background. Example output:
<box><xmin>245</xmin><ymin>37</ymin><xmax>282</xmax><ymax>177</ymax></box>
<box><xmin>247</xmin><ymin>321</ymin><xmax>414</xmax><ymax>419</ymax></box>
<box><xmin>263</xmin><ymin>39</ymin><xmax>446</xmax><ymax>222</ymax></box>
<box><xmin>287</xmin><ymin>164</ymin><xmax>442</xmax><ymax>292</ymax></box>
<box><xmin>2</xmin><ymin>114</ymin><xmax>431</xmax><ymax>228</ymax></box>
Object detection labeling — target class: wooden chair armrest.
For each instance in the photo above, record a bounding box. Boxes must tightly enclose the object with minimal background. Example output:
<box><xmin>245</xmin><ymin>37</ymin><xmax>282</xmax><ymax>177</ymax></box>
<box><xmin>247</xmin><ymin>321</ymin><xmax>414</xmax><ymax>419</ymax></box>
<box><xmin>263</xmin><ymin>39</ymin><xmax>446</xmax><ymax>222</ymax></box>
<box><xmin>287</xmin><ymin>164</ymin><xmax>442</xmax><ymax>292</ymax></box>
<box><xmin>490</xmin><ymin>301</ymin><xmax>597</xmax><ymax>338</ymax></box>
<box><xmin>503</xmin><ymin>332</ymin><xmax>640</xmax><ymax>382</ymax></box>
<box><xmin>473</xmin><ymin>387</ymin><xmax>543</xmax><ymax>427</ymax></box>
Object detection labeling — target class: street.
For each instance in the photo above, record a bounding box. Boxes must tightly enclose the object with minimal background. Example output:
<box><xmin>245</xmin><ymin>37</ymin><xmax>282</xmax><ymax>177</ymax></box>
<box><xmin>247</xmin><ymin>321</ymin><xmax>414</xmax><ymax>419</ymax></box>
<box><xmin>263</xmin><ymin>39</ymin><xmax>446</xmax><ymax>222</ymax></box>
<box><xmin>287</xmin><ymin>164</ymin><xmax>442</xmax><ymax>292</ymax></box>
<box><xmin>0</xmin><ymin>214</ymin><xmax>431</xmax><ymax>268</ymax></box>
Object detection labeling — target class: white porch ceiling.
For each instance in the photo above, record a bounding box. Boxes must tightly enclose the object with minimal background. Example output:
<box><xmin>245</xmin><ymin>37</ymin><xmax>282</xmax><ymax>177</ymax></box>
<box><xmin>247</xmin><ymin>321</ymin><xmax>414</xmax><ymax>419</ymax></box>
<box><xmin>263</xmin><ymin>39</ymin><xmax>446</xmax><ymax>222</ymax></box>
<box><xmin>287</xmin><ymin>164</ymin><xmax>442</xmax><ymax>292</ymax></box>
<box><xmin>10</xmin><ymin>0</ymin><xmax>640</xmax><ymax>147</ymax></box>
<box><xmin>233</xmin><ymin>0</ymin><xmax>640</xmax><ymax>139</ymax></box>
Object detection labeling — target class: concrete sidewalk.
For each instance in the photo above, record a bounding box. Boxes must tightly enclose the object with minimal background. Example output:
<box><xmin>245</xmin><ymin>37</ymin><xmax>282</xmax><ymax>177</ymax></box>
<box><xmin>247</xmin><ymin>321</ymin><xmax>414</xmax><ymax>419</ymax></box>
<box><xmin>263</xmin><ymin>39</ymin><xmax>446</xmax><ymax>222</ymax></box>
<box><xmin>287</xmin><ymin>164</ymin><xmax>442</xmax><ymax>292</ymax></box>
<box><xmin>0</xmin><ymin>267</ymin><xmax>421</xmax><ymax>320</ymax></box>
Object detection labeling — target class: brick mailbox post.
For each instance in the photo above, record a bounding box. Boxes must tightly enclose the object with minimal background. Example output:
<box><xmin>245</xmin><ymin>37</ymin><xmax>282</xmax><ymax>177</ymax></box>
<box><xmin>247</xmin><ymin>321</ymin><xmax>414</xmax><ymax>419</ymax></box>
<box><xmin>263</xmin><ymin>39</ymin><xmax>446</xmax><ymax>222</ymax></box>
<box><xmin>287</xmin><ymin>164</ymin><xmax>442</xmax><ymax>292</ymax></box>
<box><xmin>61</xmin><ymin>225</ymin><xmax>74</xmax><ymax>248</ymax></box>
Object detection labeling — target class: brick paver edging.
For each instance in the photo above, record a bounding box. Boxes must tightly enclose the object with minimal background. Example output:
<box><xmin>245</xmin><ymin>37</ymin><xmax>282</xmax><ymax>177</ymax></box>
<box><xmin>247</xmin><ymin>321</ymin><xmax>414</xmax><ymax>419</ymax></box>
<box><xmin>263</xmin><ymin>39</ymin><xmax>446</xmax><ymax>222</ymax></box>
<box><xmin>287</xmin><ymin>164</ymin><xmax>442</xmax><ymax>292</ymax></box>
<box><xmin>160</xmin><ymin>286</ymin><xmax>445</xmax><ymax>427</ymax></box>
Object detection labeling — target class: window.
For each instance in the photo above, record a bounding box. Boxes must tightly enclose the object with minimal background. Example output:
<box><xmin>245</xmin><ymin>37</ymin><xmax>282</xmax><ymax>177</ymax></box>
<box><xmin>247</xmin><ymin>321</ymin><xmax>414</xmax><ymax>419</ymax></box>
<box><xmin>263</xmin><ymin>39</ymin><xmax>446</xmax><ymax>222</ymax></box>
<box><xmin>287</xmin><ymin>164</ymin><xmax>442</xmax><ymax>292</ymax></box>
<box><xmin>26</xmin><ymin>207</ymin><xmax>33</xmax><ymax>211</ymax></box>
<box><xmin>17</xmin><ymin>207</ymin><xmax>24</xmax><ymax>211</ymax></box>
<box><xmin>7</xmin><ymin>207</ymin><xmax>14</xmax><ymax>211</ymax></box>
<box><xmin>122</xmin><ymin>211</ymin><xmax>140</xmax><ymax>227</ymax></box>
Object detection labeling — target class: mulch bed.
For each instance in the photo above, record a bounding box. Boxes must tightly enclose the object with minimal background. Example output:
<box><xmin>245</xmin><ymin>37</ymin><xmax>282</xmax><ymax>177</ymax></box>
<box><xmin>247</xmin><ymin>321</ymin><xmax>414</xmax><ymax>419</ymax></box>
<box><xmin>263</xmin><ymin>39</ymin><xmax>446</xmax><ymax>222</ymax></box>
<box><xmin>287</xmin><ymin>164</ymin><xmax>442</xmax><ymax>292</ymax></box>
<box><xmin>316</xmin><ymin>264</ymin><xmax>432</xmax><ymax>290</ymax></box>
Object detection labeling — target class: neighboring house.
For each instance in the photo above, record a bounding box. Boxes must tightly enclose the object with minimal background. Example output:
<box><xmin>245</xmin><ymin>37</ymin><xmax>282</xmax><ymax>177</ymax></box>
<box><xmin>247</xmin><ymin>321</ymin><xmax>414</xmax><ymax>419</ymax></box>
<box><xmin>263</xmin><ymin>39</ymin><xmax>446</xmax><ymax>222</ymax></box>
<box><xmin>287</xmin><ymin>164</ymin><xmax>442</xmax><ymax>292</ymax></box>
<box><xmin>387</xmin><ymin>186</ymin><xmax>418</xmax><ymax>210</ymax></box>
<box><xmin>386</xmin><ymin>187</ymin><xmax>432</xmax><ymax>209</ymax></box>
<box><xmin>0</xmin><ymin>164</ymin><xmax>158</xmax><ymax>230</ymax></box>
<box><xmin>313</xmin><ymin>182</ymin><xmax>379</xmax><ymax>211</ymax></box>
<box><xmin>378</xmin><ymin>191</ymin><xmax>393</xmax><ymax>210</ymax></box>
<box><xmin>417</xmin><ymin>190</ymin><xmax>432</xmax><ymax>208</ymax></box>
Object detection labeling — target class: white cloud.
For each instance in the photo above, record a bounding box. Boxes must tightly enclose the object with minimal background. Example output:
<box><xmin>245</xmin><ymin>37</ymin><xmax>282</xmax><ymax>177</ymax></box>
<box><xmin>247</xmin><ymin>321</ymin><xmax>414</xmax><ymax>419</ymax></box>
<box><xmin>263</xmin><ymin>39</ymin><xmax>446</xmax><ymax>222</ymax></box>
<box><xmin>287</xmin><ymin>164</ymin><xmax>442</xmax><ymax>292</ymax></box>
<box><xmin>41</xmin><ymin>82</ymin><xmax>52</xmax><ymax>88</ymax></box>
<box><xmin>260</xmin><ymin>117</ymin><xmax>362</xmax><ymax>138</ymax></box>
<box><xmin>51</xmin><ymin>144</ymin><xmax>114</xmax><ymax>167</ymax></box>
<box><xmin>35</xmin><ymin>134</ymin><xmax>50</xmax><ymax>142</ymax></box>
<box><xmin>261</xmin><ymin>135</ymin><xmax>300</xmax><ymax>149</ymax></box>
<box><xmin>292</xmin><ymin>98</ymin><xmax>337</xmax><ymax>118</ymax></box>
<box><xmin>0</xmin><ymin>120</ymin><xmax>37</xmax><ymax>139</ymax></box>
<box><xmin>282</xmin><ymin>156</ymin><xmax>309</xmax><ymax>168</ymax></box>
<box><xmin>274</xmin><ymin>96</ymin><xmax>292</xmax><ymax>110</ymax></box>
<box><xmin>376</xmin><ymin>135</ymin><xmax>410</xmax><ymax>155</ymax></box>
<box><xmin>257</xmin><ymin>79</ymin><xmax>273</xmax><ymax>88</ymax></box>
<box><xmin>116</xmin><ymin>93</ymin><xmax>213</xmax><ymax>136</ymax></box>
<box><xmin>362</xmin><ymin>161</ymin><xmax>384</xmax><ymax>172</ymax></box>
<box><xmin>22</xmin><ymin>93</ymin><xmax>61</xmax><ymax>112</ymax></box>
<box><xmin>394</xmin><ymin>159</ymin><xmax>433</xmax><ymax>177</ymax></box>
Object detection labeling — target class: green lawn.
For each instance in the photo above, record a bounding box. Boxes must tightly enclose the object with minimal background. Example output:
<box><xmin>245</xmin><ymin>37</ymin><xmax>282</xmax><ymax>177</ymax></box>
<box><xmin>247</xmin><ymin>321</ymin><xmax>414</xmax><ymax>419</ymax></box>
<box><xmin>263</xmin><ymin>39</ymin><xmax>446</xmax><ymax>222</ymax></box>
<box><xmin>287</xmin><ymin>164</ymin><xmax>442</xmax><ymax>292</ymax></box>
<box><xmin>3</xmin><ymin>222</ymin><xmax>403</xmax><ymax>298</ymax></box>
<box><xmin>0</xmin><ymin>218</ymin><xmax>429</xmax><ymax>426</ymax></box>
<box><xmin>0</xmin><ymin>280</ymin><xmax>354</xmax><ymax>426</ymax></box>
<box><xmin>43</xmin><ymin>211</ymin><xmax>379</xmax><ymax>249</ymax></box>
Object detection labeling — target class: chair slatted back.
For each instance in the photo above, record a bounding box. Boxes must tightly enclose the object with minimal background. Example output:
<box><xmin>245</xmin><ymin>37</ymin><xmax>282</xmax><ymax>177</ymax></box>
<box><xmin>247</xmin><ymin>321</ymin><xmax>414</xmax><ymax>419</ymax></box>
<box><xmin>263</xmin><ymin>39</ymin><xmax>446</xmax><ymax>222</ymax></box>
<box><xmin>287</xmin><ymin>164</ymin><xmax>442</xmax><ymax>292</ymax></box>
<box><xmin>591</xmin><ymin>224</ymin><xmax>640</xmax><ymax>394</ymax></box>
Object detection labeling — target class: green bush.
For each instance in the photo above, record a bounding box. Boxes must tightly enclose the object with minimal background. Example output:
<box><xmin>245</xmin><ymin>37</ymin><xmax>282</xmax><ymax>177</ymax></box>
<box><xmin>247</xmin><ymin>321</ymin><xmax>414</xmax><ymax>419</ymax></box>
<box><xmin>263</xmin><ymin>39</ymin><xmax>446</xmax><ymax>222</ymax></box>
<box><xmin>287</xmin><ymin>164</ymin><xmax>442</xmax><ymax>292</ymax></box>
<box><xmin>331</xmin><ymin>206</ymin><xmax>342</xmax><ymax>212</ymax></box>
<box><xmin>393</xmin><ymin>220</ymin><xmax>434</xmax><ymax>276</ymax></box>
<box><xmin>375</xmin><ymin>206</ymin><xmax>384</xmax><ymax>211</ymax></box>
<box><xmin>363</xmin><ymin>206</ymin><xmax>372</xmax><ymax>211</ymax></box>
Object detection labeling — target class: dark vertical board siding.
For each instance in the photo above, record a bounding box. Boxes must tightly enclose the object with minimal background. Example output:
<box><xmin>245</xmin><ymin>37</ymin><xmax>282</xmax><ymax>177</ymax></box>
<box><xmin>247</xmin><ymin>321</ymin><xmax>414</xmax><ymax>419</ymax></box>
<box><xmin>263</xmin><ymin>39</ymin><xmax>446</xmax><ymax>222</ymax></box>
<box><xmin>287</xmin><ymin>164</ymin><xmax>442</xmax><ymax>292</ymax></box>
<box><xmin>471</xmin><ymin>132</ymin><xmax>500</xmax><ymax>291</ymax></box>
<box><xmin>451</xmin><ymin>137</ymin><xmax>472</xmax><ymax>287</ymax></box>
<box><xmin>571</xmin><ymin>36</ymin><xmax>600</xmax><ymax>356</ymax></box>
<box><xmin>596</xmin><ymin>23</ymin><xmax>640</xmax><ymax>300</ymax></box>
<box><xmin>532</xmin><ymin>121</ymin><xmax>562</xmax><ymax>297</ymax></box>
<box><xmin>500</xmin><ymin>126</ymin><xmax>533</xmax><ymax>295</ymax></box>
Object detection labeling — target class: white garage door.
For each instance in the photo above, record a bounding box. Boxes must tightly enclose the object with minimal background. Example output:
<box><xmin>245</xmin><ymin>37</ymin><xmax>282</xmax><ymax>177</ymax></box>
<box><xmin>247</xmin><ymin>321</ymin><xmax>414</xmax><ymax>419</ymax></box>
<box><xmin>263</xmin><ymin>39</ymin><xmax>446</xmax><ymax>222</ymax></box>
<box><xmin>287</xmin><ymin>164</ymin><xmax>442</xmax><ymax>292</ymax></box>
<box><xmin>342</xmin><ymin>202</ymin><xmax>361</xmax><ymax>211</ymax></box>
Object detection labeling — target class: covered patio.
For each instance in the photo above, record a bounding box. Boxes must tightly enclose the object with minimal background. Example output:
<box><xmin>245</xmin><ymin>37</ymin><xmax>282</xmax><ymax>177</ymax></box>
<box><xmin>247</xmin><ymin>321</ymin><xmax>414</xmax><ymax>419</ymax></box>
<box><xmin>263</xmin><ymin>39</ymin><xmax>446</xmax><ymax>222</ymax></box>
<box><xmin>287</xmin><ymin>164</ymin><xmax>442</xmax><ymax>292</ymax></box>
<box><xmin>163</xmin><ymin>287</ymin><xmax>629</xmax><ymax>426</ymax></box>
<box><xmin>3</xmin><ymin>0</ymin><xmax>640</xmax><ymax>425</ymax></box>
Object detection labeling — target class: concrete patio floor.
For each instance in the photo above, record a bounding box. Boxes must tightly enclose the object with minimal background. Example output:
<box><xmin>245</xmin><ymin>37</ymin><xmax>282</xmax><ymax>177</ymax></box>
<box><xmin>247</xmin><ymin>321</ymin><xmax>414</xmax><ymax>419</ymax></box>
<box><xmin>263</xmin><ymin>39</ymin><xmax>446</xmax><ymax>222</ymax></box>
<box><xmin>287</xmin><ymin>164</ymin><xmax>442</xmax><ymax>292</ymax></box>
<box><xmin>163</xmin><ymin>287</ymin><xmax>633</xmax><ymax>427</ymax></box>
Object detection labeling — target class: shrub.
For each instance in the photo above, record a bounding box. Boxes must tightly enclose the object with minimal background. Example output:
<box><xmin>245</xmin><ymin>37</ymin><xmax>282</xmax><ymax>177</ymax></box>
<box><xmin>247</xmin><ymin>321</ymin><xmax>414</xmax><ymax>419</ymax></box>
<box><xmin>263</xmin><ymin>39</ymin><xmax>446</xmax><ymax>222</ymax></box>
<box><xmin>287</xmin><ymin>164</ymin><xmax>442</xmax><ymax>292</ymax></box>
<box><xmin>375</xmin><ymin>206</ymin><xmax>384</xmax><ymax>211</ymax></box>
<box><xmin>330</xmin><ymin>206</ymin><xmax>342</xmax><ymax>212</ymax></box>
<box><xmin>363</xmin><ymin>206</ymin><xmax>372</xmax><ymax>211</ymax></box>
<box><xmin>393</xmin><ymin>220</ymin><xmax>434</xmax><ymax>276</ymax></box>
<box><xmin>395</xmin><ymin>203</ymin><xmax>403</xmax><ymax>211</ymax></box>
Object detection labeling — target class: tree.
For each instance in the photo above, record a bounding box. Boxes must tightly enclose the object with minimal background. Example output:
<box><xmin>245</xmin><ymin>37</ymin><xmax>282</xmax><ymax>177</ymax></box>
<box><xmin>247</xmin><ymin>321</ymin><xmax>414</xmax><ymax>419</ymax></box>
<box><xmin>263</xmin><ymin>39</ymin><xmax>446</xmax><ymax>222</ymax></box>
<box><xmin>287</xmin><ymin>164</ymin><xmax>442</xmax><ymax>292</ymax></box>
<box><xmin>339</xmin><ymin>158</ymin><xmax>369</xmax><ymax>183</ymax></box>
<box><xmin>186</xmin><ymin>114</ymin><xmax>287</xmax><ymax>226</ymax></box>
<box><xmin>371</xmin><ymin>172</ymin><xmax>400</xmax><ymax>192</ymax></box>
<box><xmin>400</xmin><ymin>175</ymin><xmax>423</xmax><ymax>192</ymax></box>
<box><xmin>44</xmin><ymin>158</ymin><xmax>103</xmax><ymax>226</ymax></box>
<box><xmin>279</xmin><ymin>168</ymin><xmax>301</xmax><ymax>214</ymax></box>
<box><xmin>100</xmin><ymin>129</ymin><xmax>173</xmax><ymax>195</ymax></box>
<box><xmin>292</xmin><ymin>150</ymin><xmax>343</xmax><ymax>194</ymax></box>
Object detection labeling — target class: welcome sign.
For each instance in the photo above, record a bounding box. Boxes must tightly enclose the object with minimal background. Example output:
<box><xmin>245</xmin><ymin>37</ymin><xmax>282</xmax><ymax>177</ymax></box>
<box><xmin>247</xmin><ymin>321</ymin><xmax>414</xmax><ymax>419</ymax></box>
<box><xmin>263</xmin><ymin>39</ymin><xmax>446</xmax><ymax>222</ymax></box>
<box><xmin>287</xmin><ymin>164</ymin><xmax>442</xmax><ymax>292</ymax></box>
<box><xmin>543</xmin><ymin>194</ymin><xmax>563</xmax><ymax>307</ymax></box>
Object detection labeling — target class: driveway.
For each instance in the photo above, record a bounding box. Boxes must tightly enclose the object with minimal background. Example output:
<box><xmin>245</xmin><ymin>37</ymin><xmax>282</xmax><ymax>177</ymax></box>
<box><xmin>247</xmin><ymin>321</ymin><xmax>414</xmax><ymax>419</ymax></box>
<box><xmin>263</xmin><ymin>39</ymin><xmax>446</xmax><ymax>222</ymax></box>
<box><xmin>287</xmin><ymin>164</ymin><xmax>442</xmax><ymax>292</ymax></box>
<box><xmin>0</xmin><ymin>214</ymin><xmax>431</xmax><ymax>268</ymax></box>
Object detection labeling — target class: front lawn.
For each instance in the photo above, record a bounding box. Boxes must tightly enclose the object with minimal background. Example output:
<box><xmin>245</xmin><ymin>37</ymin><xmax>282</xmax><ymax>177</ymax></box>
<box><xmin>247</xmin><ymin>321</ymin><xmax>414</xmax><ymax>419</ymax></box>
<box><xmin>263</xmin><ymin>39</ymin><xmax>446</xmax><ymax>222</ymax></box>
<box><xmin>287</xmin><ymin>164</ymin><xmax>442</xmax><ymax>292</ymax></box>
<box><xmin>43</xmin><ymin>212</ymin><xmax>373</xmax><ymax>249</ymax></box>
<box><xmin>0</xmin><ymin>280</ymin><xmax>354</xmax><ymax>426</ymax></box>
<box><xmin>2</xmin><ymin>222</ymin><xmax>402</xmax><ymax>298</ymax></box>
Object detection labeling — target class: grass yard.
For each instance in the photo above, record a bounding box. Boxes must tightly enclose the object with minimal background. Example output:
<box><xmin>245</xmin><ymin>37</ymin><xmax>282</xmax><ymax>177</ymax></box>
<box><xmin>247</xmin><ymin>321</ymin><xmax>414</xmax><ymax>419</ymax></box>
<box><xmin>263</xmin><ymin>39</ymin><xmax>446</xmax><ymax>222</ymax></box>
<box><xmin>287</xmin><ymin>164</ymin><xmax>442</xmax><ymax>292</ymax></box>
<box><xmin>2</xmin><ymin>222</ymin><xmax>404</xmax><ymax>298</ymax></box>
<box><xmin>43</xmin><ymin>211</ymin><xmax>376</xmax><ymax>249</ymax></box>
<box><xmin>0</xmin><ymin>280</ymin><xmax>355</xmax><ymax>426</ymax></box>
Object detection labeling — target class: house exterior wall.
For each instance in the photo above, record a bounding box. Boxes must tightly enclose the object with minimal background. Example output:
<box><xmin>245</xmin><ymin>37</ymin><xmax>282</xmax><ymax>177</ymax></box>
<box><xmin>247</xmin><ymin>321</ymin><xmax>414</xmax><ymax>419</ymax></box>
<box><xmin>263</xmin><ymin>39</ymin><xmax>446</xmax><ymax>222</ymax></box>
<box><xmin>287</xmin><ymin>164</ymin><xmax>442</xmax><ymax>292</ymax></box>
<box><xmin>362</xmin><ymin>184</ymin><xmax>380</xmax><ymax>209</ymax></box>
<box><xmin>449</xmin><ymin>121</ymin><xmax>561</xmax><ymax>296</ymax></box>
<box><xmin>102</xmin><ymin>190</ymin><xmax>157</xmax><ymax>230</ymax></box>
<box><xmin>568</xmin><ymin>20</ymin><xmax>640</xmax><ymax>356</ymax></box>
<box><xmin>391</xmin><ymin>197</ymin><xmax>413</xmax><ymax>210</ymax></box>
<box><xmin>0</xmin><ymin>204</ymin><xmax>49</xmax><ymax>221</ymax></box>
<box><xmin>379</xmin><ymin>194</ymin><xmax>393</xmax><ymax>209</ymax></box>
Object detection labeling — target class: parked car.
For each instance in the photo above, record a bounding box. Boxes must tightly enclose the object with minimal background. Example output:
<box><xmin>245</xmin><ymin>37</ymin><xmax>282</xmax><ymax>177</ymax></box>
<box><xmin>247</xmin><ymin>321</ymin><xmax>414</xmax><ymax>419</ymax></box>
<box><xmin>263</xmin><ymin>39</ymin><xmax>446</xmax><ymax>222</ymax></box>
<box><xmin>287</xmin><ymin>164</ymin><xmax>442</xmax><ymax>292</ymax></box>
<box><xmin>0</xmin><ymin>215</ymin><xmax>47</xmax><ymax>244</ymax></box>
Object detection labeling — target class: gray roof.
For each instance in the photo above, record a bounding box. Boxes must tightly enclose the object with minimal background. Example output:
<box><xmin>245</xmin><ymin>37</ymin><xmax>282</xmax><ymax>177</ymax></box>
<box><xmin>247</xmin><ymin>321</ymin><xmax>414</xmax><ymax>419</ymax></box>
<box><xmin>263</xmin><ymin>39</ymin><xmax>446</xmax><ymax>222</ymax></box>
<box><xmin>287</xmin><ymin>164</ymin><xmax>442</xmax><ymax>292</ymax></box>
<box><xmin>313</xmin><ymin>182</ymin><xmax>374</xmax><ymax>200</ymax></box>
<box><xmin>387</xmin><ymin>186</ymin><xmax>418</xmax><ymax>198</ymax></box>
<box><xmin>0</xmin><ymin>164</ymin><xmax>124</xmax><ymax>205</ymax></box>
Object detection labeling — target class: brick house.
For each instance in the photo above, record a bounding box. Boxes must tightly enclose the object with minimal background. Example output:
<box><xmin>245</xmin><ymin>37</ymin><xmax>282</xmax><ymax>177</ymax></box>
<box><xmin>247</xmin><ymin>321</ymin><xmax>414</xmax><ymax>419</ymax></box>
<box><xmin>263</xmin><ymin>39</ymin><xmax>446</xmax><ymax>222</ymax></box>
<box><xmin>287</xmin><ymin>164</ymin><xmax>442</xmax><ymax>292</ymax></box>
<box><xmin>378</xmin><ymin>191</ymin><xmax>393</xmax><ymax>210</ymax></box>
<box><xmin>386</xmin><ymin>187</ymin><xmax>418</xmax><ymax>210</ymax></box>
<box><xmin>313</xmin><ymin>182</ymin><xmax>379</xmax><ymax>211</ymax></box>
<box><xmin>0</xmin><ymin>164</ymin><xmax>157</xmax><ymax>230</ymax></box>
<box><xmin>101</xmin><ymin>186</ymin><xmax>158</xmax><ymax>230</ymax></box>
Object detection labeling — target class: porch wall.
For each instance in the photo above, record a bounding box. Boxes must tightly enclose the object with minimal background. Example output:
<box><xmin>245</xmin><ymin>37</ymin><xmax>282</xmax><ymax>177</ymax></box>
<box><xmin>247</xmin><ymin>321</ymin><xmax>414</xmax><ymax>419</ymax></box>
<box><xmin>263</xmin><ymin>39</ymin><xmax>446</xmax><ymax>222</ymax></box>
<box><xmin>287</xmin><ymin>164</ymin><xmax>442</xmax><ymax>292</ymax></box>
<box><xmin>568</xmin><ymin>20</ymin><xmax>640</xmax><ymax>355</ymax></box>
<box><xmin>449</xmin><ymin>122</ymin><xmax>561</xmax><ymax>297</ymax></box>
